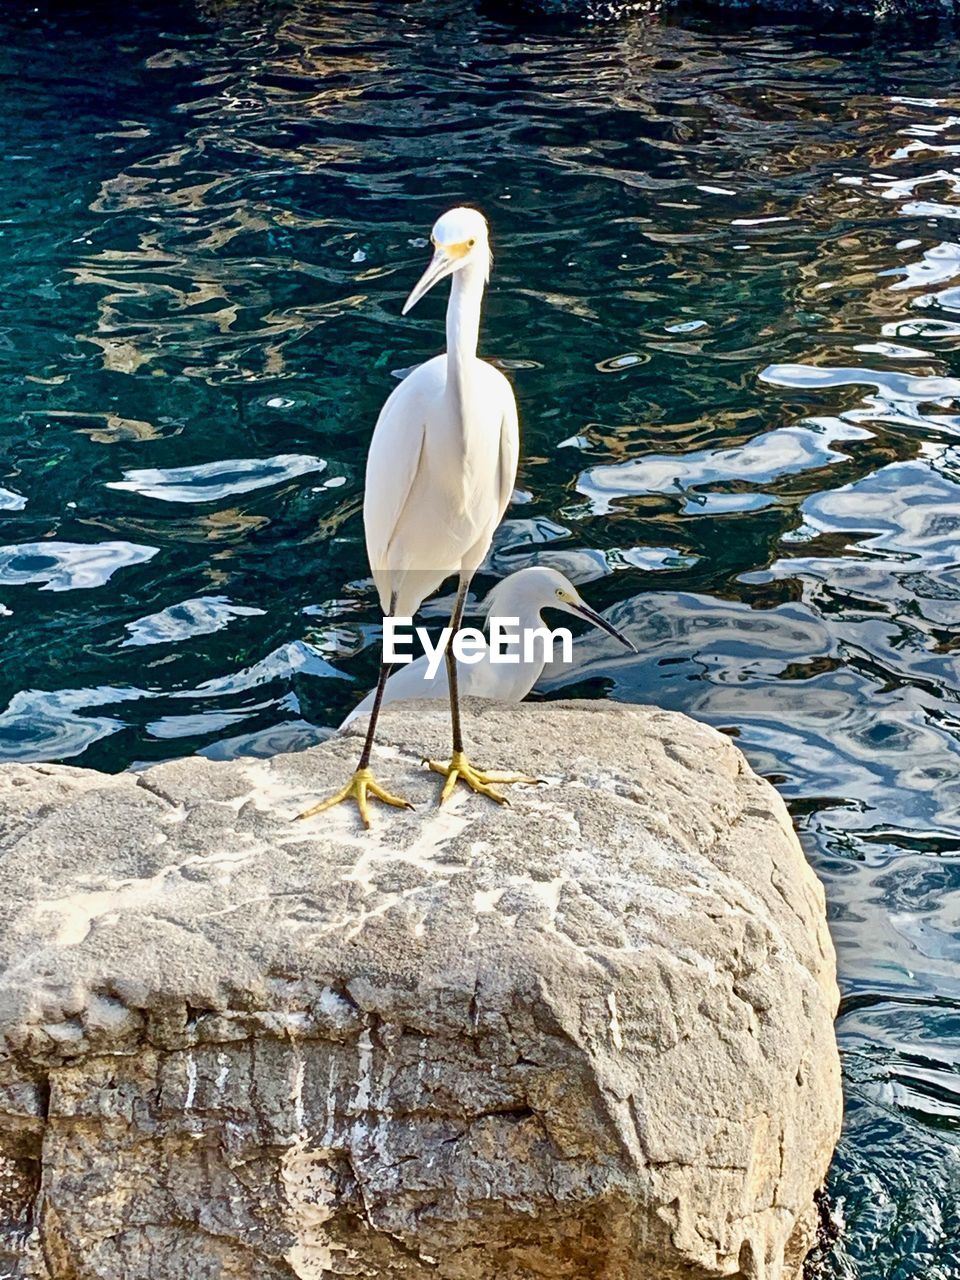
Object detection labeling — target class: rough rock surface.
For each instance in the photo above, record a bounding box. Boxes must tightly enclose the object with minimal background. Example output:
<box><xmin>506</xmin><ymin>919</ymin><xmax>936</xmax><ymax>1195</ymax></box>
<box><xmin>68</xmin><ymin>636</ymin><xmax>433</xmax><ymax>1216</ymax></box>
<box><xmin>0</xmin><ymin>700</ymin><xmax>841</xmax><ymax>1280</ymax></box>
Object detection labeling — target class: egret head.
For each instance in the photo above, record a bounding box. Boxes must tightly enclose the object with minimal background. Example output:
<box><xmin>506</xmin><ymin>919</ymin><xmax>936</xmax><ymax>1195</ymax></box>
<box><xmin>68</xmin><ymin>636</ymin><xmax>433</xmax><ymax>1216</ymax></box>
<box><xmin>486</xmin><ymin>567</ymin><xmax>638</xmax><ymax>653</ymax></box>
<box><xmin>402</xmin><ymin>207</ymin><xmax>491</xmax><ymax>314</ymax></box>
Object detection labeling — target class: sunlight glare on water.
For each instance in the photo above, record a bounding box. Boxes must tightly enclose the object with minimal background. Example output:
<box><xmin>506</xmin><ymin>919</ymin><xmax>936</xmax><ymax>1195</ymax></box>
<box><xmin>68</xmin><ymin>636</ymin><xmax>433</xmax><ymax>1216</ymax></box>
<box><xmin>0</xmin><ymin>2</ymin><xmax>959</xmax><ymax>1274</ymax></box>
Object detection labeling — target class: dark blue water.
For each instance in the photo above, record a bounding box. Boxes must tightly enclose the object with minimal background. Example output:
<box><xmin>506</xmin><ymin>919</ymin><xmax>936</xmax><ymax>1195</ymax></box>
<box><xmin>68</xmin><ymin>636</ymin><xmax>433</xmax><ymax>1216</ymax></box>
<box><xmin>0</xmin><ymin>2</ymin><xmax>958</xmax><ymax>1273</ymax></box>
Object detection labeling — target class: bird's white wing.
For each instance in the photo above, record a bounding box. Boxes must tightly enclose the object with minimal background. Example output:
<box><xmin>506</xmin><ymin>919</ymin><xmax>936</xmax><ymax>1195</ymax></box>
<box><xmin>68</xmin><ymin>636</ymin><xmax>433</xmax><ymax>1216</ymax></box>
<box><xmin>363</xmin><ymin>376</ymin><xmax>427</xmax><ymax>611</ymax></box>
<box><xmin>496</xmin><ymin>388</ymin><xmax>520</xmax><ymax>525</ymax></box>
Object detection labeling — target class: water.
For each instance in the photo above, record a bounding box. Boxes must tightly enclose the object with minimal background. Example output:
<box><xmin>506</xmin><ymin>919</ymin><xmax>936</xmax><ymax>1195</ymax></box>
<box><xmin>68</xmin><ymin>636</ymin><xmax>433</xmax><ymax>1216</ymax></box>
<box><xmin>1</xmin><ymin>0</ymin><xmax>959</xmax><ymax>1272</ymax></box>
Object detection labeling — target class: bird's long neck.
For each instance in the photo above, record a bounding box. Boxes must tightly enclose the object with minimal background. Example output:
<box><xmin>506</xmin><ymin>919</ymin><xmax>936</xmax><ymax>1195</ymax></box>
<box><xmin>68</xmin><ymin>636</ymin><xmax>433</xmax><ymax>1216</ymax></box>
<box><xmin>445</xmin><ymin>259</ymin><xmax>486</xmax><ymax>412</ymax></box>
<box><xmin>483</xmin><ymin>592</ymin><xmax>552</xmax><ymax>682</ymax></box>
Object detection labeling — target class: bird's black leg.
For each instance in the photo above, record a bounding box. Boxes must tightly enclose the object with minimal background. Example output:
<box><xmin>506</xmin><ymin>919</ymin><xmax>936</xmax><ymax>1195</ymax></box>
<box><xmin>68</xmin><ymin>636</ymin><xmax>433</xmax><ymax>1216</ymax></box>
<box><xmin>297</xmin><ymin>594</ymin><xmax>414</xmax><ymax>828</ymax></box>
<box><xmin>357</xmin><ymin>656</ymin><xmax>394</xmax><ymax>771</ymax></box>
<box><xmin>445</xmin><ymin>573</ymin><xmax>470</xmax><ymax>757</ymax></box>
<box><xmin>428</xmin><ymin>572</ymin><xmax>537</xmax><ymax>805</ymax></box>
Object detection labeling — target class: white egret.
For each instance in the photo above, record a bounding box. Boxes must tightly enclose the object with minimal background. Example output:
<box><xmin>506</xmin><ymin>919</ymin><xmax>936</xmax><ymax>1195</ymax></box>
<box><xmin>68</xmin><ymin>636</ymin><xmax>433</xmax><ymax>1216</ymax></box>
<box><xmin>340</xmin><ymin>567</ymin><xmax>637</xmax><ymax>729</ymax></box>
<box><xmin>299</xmin><ymin>207</ymin><xmax>521</xmax><ymax>827</ymax></box>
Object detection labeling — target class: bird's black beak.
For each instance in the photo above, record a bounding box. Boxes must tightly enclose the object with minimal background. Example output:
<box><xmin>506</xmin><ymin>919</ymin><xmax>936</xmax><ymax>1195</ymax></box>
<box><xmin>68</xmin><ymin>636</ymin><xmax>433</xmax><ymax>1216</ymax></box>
<box><xmin>573</xmin><ymin>603</ymin><xmax>639</xmax><ymax>654</ymax></box>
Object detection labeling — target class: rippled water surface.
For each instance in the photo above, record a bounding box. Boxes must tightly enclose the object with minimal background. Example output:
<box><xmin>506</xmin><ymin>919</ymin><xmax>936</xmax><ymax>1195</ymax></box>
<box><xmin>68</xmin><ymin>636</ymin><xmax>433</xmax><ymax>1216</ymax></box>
<box><xmin>2</xmin><ymin>0</ymin><xmax>959</xmax><ymax>1272</ymax></box>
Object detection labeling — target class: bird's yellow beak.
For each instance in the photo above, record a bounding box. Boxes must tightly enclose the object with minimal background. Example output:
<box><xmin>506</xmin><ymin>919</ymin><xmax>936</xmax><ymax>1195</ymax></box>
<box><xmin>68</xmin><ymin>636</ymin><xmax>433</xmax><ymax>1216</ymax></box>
<box><xmin>402</xmin><ymin>244</ymin><xmax>464</xmax><ymax>315</ymax></box>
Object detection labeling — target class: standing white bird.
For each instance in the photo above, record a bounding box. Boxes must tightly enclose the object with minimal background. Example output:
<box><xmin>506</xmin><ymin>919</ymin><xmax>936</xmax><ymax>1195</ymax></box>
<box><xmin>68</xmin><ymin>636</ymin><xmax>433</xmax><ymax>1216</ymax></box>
<box><xmin>299</xmin><ymin>207</ymin><xmax>521</xmax><ymax>827</ymax></box>
<box><xmin>340</xmin><ymin>567</ymin><xmax>637</xmax><ymax>730</ymax></box>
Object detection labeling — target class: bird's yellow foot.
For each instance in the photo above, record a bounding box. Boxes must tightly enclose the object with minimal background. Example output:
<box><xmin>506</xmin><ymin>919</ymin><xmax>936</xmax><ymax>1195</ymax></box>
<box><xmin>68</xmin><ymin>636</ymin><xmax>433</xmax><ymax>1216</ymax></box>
<box><xmin>296</xmin><ymin>768</ymin><xmax>413</xmax><ymax>830</ymax></box>
<box><xmin>427</xmin><ymin>751</ymin><xmax>538</xmax><ymax>807</ymax></box>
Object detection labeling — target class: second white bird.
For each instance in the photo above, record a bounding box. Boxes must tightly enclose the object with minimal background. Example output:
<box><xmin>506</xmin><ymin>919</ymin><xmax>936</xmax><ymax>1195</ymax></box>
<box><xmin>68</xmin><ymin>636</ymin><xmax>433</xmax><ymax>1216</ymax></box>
<box><xmin>341</xmin><ymin>567</ymin><xmax>637</xmax><ymax>729</ymax></box>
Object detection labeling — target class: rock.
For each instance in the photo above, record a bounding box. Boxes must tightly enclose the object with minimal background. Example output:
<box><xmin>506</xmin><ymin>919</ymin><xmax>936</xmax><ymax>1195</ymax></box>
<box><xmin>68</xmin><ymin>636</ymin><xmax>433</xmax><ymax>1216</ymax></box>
<box><xmin>0</xmin><ymin>700</ymin><xmax>841</xmax><ymax>1280</ymax></box>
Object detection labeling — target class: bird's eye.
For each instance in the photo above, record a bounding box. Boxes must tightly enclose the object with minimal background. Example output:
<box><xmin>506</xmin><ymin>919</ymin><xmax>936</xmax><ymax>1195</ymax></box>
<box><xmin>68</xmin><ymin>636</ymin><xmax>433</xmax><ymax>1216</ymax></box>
<box><xmin>556</xmin><ymin>588</ymin><xmax>564</xmax><ymax>598</ymax></box>
<box><xmin>468</xmin><ymin>238</ymin><xmax>476</xmax><ymax>247</ymax></box>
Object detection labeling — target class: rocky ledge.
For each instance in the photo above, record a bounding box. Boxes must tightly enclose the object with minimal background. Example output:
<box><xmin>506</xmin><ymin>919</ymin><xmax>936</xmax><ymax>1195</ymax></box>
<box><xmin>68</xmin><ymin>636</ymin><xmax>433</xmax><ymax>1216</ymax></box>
<box><xmin>0</xmin><ymin>700</ymin><xmax>841</xmax><ymax>1280</ymax></box>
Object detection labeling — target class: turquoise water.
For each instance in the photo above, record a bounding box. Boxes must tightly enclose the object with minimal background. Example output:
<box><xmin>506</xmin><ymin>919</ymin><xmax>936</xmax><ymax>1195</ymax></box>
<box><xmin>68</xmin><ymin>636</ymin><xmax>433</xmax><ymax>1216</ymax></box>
<box><xmin>1</xmin><ymin>1</ymin><xmax>959</xmax><ymax>1273</ymax></box>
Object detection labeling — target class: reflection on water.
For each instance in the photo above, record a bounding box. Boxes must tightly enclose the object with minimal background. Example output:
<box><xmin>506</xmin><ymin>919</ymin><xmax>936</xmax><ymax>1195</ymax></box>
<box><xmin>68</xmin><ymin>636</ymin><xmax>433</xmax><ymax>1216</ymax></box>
<box><xmin>0</xmin><ymin>488</ymin><xmax>27</xmax><ymax>512</ymax></box>
<box><xmin>0</xmin><ymin>540</ymin><xmax>158</xmax><ymax>591</ymax></box>
<box><xmin>121</xmin><ymin>593</ymin><xmax>265</xmax><ymax>647</ymax></box>
<box><xmin>0</xmin><ymin>1</ymin><xmax>959</xmax><ymax>1274</ymax></box>
<box><xmin>106</xmin><ymin>452</ymin><xmax>329</xmax><ymax>502</ymax></box>
<box><xmin>578</xmin><ymin>419</ymin><xmax>873</xmax><ymax>512</ymax></box>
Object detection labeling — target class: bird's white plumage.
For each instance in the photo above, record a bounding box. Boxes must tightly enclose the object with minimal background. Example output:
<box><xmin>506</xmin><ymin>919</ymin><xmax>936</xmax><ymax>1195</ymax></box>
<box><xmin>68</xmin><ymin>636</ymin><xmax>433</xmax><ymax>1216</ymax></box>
<box><xmin>365</xmin><ymin>358</ymin><xmax>517</xmax><ymax>616</ymax></box>
<box><xmin>363</xmin><ymin>208</ymin><xmax>519</xmax><ymax>619</ymax></box>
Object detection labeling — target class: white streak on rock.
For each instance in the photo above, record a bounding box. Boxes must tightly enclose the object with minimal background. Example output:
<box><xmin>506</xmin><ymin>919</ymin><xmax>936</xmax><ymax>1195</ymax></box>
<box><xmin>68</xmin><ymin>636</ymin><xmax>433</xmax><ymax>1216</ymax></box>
<box><xmin>607</xmin><ymin>993</ymin><xmax>624</xmax><ymax>1052</ymax></box>
<box><xmin>291</xmin><ymin>1051</ymin><xmax>305</xmax><ymax>1135</ymax></box>
<box><xmin>31</xmin><ymin>844</ymin><xmax>255</xmax><ymax>947</ymax></box>
<box><xmin>184</xmin><ymin>1053</ymin><xmax>197</xmax><ymax>1109</ymax></box>
<box><xmin>350</xmin><ymin>1028</ymin><xmax>374</xmax><ymax>1149</ymax></box>
<box><xmin>322</xmin><ymin>1056</ymin><xmax>338</xmax><ymax>1149</ymax></box>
